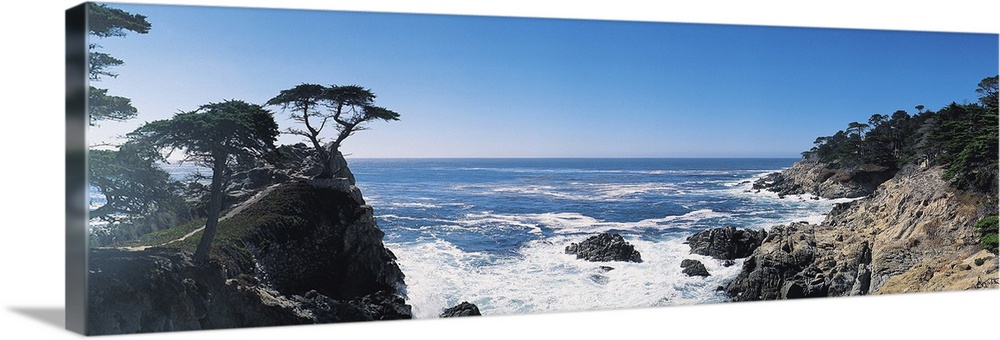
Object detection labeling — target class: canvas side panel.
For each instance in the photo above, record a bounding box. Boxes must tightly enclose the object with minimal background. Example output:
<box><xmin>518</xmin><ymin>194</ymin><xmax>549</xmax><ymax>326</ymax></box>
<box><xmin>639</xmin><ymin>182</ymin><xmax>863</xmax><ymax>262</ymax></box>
<box><xmin>65</xmin><ymin>2</ymin><xmax>88</xmax><ymax>335</ymax></box>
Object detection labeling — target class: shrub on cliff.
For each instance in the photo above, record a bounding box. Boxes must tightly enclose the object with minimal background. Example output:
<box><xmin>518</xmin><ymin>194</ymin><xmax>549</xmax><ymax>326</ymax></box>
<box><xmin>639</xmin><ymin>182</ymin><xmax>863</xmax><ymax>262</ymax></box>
<box><xmin>975</xmin><ymin>215</ymin><xmax>999</xmax><ymax>254</ymax></box>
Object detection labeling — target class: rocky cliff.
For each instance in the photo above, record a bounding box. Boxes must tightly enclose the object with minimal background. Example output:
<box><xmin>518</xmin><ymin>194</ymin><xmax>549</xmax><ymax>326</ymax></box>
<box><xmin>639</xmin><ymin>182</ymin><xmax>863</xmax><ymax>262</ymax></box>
<box><xmin>752</xmin><ymin>157</ymin><xmax>895</xmax><ymax>199</ymax></box>
<box><xmin>86</xmin><ymin>155</ymin><xmax>411</xmax><ymax>335</ymax></box>
<box><xmin>727</xmin><ymin>164</ymin><xmax>998</xmax><ymax>301</ymax></box>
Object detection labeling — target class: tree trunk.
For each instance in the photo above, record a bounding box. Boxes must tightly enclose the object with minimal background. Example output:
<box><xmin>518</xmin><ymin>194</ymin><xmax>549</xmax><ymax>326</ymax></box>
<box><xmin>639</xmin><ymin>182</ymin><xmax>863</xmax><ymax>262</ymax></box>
<box><xmin>193</xmin><ymin>155</ymin><xmax>226</xmax><ymax>264</ymax></box>
<box><xmin>321</xmin><ymin>143</ymin><xmax>340</xmax><ymax>179</ymax></box>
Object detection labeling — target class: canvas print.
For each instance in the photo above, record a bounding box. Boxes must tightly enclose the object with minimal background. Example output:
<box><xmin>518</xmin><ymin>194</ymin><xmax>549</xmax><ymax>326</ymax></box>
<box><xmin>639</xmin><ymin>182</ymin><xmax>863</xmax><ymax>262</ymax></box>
<box><xmin>67</xmin><ymin>1</ymin><xmax>999</xmax><ymax>335</ymax></box>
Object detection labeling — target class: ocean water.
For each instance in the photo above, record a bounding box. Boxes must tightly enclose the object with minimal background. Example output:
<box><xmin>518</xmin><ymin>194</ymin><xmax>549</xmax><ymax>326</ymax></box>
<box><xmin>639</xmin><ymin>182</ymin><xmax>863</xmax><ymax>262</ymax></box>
<box><xmin>347</xmin><ymin>158</ymin><xmax>851</xmax><ymax>318</ymax></box>
<box><xmin>93</xmin><ymin>158</ymin><xmax>851</xmax><ymax>317</ymax></box>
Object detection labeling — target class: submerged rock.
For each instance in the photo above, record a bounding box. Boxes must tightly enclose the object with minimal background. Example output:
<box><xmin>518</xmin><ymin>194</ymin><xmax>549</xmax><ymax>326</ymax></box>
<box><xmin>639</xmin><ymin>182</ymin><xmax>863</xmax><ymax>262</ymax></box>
<box><xmin>686</xmin><ymin>226</ymin><xmax>766</xmax><ymax>260</ymax></box>
<box><xmin>440</xmin><ymin>302</ymin><xmax>482</xmax><ymax>317</ymax></box>
<box><xmin>565</xmin><ymin>233</ymin><xmax>642</xmax><ymax>263</ymax></box>
<box><xmin>680</xmin><ymin>259</ymin><xmax>710</xmax><ymax>277</ymax></box>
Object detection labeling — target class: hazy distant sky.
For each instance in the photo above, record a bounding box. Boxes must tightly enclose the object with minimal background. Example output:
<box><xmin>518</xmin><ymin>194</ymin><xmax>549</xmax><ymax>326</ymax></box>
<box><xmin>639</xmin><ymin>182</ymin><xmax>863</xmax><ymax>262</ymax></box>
<box><xmin>88</xmin><ymin>2</ymin><xmax>999</xmax><ymax>158</ymax></box>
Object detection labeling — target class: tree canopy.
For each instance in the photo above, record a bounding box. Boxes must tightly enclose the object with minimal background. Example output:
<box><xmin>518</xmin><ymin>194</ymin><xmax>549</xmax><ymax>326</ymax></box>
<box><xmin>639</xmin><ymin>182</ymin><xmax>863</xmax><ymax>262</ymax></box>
<box><xmin>89</xmin><ymin>144</ymin><xmax>182</xmax><ymax>222</ymax></box>
<box><xmin>129</xmin><ymin>100</ymin><xmax>279</xmax><ymax>263</ymax></box>
<box><xmin>803</xmin><ymin>75</ymin><xmax>999</xmax><ymax>196</ymax></box>
<box><xmin>268</xmin><ymin>84</ymin><xmax>400</xmax><ymax>178</ymax></box>
<box><xmin>266</xmin><ymin>84</ymin><xmax>329</xmax><ymax>153</ymax></box>
<box><xmin>131</xmin><ymin>101</ymin><xmax>279</xmax><ymax>164</ymax></box>
<box><xmin>87</xmin><ymin>3</ymin><xmax>151</xmax><ymax>124</ymax></box>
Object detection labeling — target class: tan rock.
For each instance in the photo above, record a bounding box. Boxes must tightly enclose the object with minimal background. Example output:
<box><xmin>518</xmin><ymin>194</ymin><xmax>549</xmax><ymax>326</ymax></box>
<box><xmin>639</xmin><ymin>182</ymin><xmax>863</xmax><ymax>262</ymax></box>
<box><xmin>728</xmin><ymin>165</ymin><xmax>998</xmax><ymax>301</ymax></box>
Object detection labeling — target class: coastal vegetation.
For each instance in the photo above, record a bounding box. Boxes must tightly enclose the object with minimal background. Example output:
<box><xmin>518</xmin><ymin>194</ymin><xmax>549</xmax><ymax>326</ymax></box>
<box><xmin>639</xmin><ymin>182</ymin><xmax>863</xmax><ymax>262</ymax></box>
<box><xmin>801</xmin><ymin>75</ymin><xmax>998</xmax><ymax>255</ymax></box>
<box><xmin>86</xmin><ymin>2</ymin><xmax>150</xmax><ymax>124</ymax></box>
<box><xmin>732</xmin><ymin>75</ymin><xmax>999</xmax><ymax>301</ymax></box>
<box><xmin>86</xmin><ymin>3</ymin><xmax>195</xmax><ymax>246</ymax></box>
<box><xmin>267</xmin><ymin>84</ymin><xmax>401</xmax><ymax>178</ymax></box>
<box><xmin>126</xmin><ymin>100</ymin><xmax>280</xmax><ymax>263</ymax></box>
<box><xmin>79</xmin><ymin>3</ymin><xmax>996</xmax><ymax>333</ymax></box>
<box><xmin>976</xmin><ymin>215</ymin><xmax>999</xmax><ymax>254</ymax></box>
<box><xmin>86</xmin><ymin>6</ymin><xmax>402</xmax><ymax>256</ymax></box>
<box><xmin>803</xmin><ymin>75</ymin><xmax>998</xmax><ymax>196</ymax></box>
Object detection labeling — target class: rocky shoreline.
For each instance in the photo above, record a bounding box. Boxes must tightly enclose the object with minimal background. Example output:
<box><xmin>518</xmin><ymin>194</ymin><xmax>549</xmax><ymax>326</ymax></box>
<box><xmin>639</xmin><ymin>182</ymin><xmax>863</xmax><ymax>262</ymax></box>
<box><xmin>750</xmin><ymin>157</ymin><xmax>894</xmax><ymax>199</ymax></box>
<box><xmin>85</xmin><ymin>148</ymin><xmax>998</xmax><ymax>333</ymax></box>
<box><xmin>728</xmin><ymin>161</ymin><xmax>999</xmax><ymax>301</ymax></box>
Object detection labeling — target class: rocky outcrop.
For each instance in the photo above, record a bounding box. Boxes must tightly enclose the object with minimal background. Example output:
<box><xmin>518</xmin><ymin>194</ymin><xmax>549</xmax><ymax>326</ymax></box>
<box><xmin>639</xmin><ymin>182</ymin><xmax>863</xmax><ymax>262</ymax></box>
<box><xmin>565</xmin><ymin>233</ymin><xmax>643</xmax><ymax>262</ymax></box>
<box><xmin>87</xmin><ymin>163</ymin><xmax>411</xmax><ymax>335</ymax></box>
<box><xmin>440</xmin><ymin>302</ymin><xmax>482</xmax><ymax>317</ymax></box>
<box><xmin>221</xmin><ymin>143</ymin><xmax>326</xmax><ymax>208</ymax></box>
<box><xmin>752</xmin><ymin>158</ymin><xmax>895</xmax><ymax>199</ymax></box>
<box><xmin>681</xmin><ymin>259</ymin><xmax>710</xmax><ymax>277</ymax></box>
<box><xmin>686</xmin><ymin>226</ymin><xmax>766</xmax><ymax>260</ymax></box>
<box><xmin>727</xmin><ymin>165</ymin><xmax>998</xmax><ymax>301</ymax></box>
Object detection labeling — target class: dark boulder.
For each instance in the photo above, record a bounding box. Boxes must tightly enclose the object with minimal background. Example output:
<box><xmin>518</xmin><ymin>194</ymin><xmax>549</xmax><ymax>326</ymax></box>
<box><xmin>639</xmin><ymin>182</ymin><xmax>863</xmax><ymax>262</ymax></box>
<box><xmin>753</xmin><ymin>172</ymin><xmax>805</xmax><ymax>197</ymax></box>
<box><xmin>440</xmin><ymin>301</ymin><xmax>482</xmax><ymax>317</ymax></box>
<box><xmin>725</xmin><ymin>222</ymin><xmax>825</xmax><ymax>301</ymax></box>
<box><xmin>686</xmin><ymin>226</ymin><xmax>766</xmax><ymax>260</ymax></box>
<box><xmin>680</xmin><ymin>259</ymin><xmax>710</xmax><ymax>277</ymax></box>
<box><xmin>565</xmin><ymin>233</ymin><xmax>642</xmax><ymax>263</ymax></box>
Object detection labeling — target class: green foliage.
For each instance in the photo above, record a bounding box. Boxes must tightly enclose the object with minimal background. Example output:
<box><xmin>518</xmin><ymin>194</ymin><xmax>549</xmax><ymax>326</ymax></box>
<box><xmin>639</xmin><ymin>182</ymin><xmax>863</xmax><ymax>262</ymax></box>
<box><xmin>87</xmin><ymin>3</ymin><xmax>151</xmax><ymax>125</ymax></box>
<box><xmin>89</xmin><ymin>144</ymin><xmax>182</xmax><ymax>222</ymax></box>
<box><xmin>804</xmin><ymin>75</ymin><xmax>998</xmax><ymax>196</ymax></box>
<box><xmin>268</xmin><ymin>83</ymin><xmax>401</xmax><ymax>178</ymax></box>
<box><xmin>974</xmin><ymin>257</ymin><xmax>987</xmax><ymax>266</ymax></box>
<box><xmin>129</xmin><ymin>99</ymin><xmax>279</xmax><ymax>263</ymax></box>
<box><xmin>117</xmin><ymin>218</ymin><xmax>206</xmax><ymax>248</ymax></box>
<box><xmin>190</xmin><ymin>182</ymin><xmax>358</xmax><ymax>264</ymax></box>
<box><xmin>977</xmin><ymin>75</ymin><xmax>998</xmax><ymax>108</ymax></box>
<box><xmin>129</xmin><ymin>100</ymin><xmax>279</xmax><ymax>164</ymax></box>
<box><xmin>88</xmin><ymin>143</ymin><xmax>193</xmax><ymax>246</ymax></box>
<box><xmin>87</xmin><ymin>3</ymin><xmax>151</xmax><ymax>38</ymax></box>
<box><xmin>88</xmin><ymin>51</ymin><xmax>124</xmax><ymax>81</ymax></box>
<box><xmin>926</xmin><ymin>79</ymin><xmax>999</xmax><ymax>194</ymax></box>
<box><xmin>804</xmin><ymin>111</ymin><xmax>915</xmax><ymax>170</ymax></box>
<box><xmin>975</xmin><ymin>215</ymin><xmax>999</xmax><ymax>254</ymax></box>
<box><xmin>268</xmin><ymin>83</ymin><xmax>401</xmax><ymax>152</ymax></box>
<box><xmin>88</xmin><ymin>87</ymin><xmax>138</xmax><ymax>123</ymax></box>
<box><xmin>266</xmin><ymin>84</ymin><xmax>330</xmax><ymax>153</ymax></box>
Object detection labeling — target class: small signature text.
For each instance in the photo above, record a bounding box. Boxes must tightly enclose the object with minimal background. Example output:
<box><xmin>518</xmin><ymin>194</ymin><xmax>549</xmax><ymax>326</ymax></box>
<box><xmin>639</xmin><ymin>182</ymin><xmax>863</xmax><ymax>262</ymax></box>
<box><xmin>974</xmin><ymin>276</ymin><xmax>999</xmax><ymax>289</ymax></box>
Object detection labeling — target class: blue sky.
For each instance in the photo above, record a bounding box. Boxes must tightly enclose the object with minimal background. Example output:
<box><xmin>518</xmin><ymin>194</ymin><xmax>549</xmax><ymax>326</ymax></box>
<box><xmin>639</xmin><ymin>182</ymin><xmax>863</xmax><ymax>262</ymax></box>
<box><xmin>90</xmin><ymin>2</ymin><xmax>999</xmax><ymax>158</ymax></box>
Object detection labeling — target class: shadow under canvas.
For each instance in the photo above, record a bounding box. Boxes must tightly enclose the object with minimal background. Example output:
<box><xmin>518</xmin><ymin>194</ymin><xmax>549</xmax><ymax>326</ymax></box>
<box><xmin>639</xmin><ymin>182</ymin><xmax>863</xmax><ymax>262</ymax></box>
<box><xmin>9</xmin><ymin>307</ymin><xmax>66</xmax><ymax>330</ymax></box>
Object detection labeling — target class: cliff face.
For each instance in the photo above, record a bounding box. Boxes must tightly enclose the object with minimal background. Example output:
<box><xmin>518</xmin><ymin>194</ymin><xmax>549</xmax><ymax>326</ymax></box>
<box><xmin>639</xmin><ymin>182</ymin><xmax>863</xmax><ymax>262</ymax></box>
<box><xmin>753</xmin><ymin>158</ymin><xmax>894</xmax><ymax>199</ymax></box>
<box><xmin>728</xmin><ymin>164</ymin><xmax>999</xmax><ymax>301</ymax></box>
<box><xmin>86</xmin><ymin>158</ymin><xmax>411</xmax><ymax>335</ymax></box>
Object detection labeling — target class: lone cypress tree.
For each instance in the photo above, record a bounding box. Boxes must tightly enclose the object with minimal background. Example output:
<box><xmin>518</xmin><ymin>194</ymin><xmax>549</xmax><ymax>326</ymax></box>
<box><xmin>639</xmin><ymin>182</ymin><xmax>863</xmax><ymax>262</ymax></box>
<box><xmin>129</xmin><ymin>100</ymin><xmax>279</xmax><ymax>263</ymax></box>
<box><xmin>268</xmin><ymin>84</ymin><xmax>400</xmax><ymax>178</ymax></box>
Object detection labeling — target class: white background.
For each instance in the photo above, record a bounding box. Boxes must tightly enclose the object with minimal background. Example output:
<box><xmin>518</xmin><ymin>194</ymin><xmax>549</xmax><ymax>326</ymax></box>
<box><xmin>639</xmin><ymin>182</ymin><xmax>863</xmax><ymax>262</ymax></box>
<box><xmin>1</xmin><ymin>1</ymin><xmax>998</xmax><ymax>339</ymax></box>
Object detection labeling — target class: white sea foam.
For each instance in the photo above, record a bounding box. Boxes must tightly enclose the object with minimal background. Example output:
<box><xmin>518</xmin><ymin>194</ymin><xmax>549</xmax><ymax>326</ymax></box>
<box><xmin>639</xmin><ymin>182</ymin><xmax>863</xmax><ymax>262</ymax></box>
<box><xmin>453</xmin><ymin>182</ymin><xmax>680</xmax><ymax>202</ymax></box>
<box><xmin>382</xmin><ymin>202</ymin><xmax>444</xmax><ymax>209</ymax></box>
<box><xmin>440</xmin><ymin>209</ymin><xmax>732</xmax><ymax>235</ymax></box>
<box><xmin>389</xmin><ymin>235</ymin><xmax>741</xmax><ymax>319</ymax></box>
<box><xmin>452</xmin><ymin>167</ymin><xmax>763</xmax><ymax>177</ymax></box>
<box><xmin>719</xmin><ymin>171</ymin><xmax>864</xmax><ymax>229</ymax></box>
